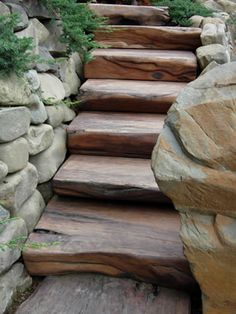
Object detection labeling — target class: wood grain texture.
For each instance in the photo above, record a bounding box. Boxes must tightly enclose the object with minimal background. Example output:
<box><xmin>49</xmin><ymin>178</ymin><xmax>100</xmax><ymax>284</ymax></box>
<box><xmin>78</xmin><ymin>79</ymin><xmax>186</xmax><ymax>113</ymax></box>
<box><xmin>84</xmin><ymin>49</ymin><xmax>197</xmax><ymax>82</ymax></box>
<box><xmin>89</xmin><ymin>3</ymin><xmax>170</xmax><ymax>26</ymax></box>
<box><xmin>53</xmin><ymin>155</ymin><xmax>169</xmax><ymax>202</ymax></box>
<box><xmin>95</xmin><ymin>26</ymin><xmax>201</xmax><ymax>50</ymax></box>
<box><xmin>16</xmin><ymin>275</ymin><xmax>191</xmax><ymax>314</ymax></box>
<box><xmin>23</xmin><ymin>196</ymin><xmax>195</xmax><ymax>290</ymax></box>
<box><xmin>67</xmin><ymin>111</ymin><xmax>165</xmax><ymax>158</ymax></box>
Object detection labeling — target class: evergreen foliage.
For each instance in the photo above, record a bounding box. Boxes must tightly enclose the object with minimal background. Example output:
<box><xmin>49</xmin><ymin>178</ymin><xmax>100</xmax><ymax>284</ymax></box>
<box><xmin>44</xmin><ymin>0</ymin><xmax>108</xmax><ymax>62</ymax></box>
<box><xmin>153</xmin><ymin>0</ymin><xmax>213</xmax><ymax>26</ymax></box>
<box><xmin>0</xmin><ymin>14</ymin><xmax>38</xmax><ymax>77</ymax></box>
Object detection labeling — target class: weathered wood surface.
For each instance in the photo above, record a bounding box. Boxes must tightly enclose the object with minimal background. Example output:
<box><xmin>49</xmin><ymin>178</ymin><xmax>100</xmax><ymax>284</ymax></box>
<box><xmin>84</xmin><ymin>49</ymin><xmax>197</xmax><ymax>82</ymax></box>
<box><xmin>78</xmin><ymin>79</ymin><xmax>186</xmax><ymax>113</ymax></box>
<box><xmin>67</xmin><ymin>112</ymin><xmax>165</xmax><ymax>158</ymax></box>
<box><xmin>95</xmin><ymin>26</ymin><xmax>201</xmax><ymax>50</ymax></box>
<box><xmin>53</xmin><ymin>155</ymin><xmax>169</xmax><ymax>202</ymax></box>
<box><xmin>16</xmin><ymin>275</ymin><xmax>191</xmax><ymax>314</ymax></box>
<box><xmin>89</xmin><ymin>3</ymin><xmax>169</xmax><ymax>26</ymax></box>
<box><xmin>23</xmin><ymin>196</ymin><xmax>195</xmax><ymax>290</ymax></box>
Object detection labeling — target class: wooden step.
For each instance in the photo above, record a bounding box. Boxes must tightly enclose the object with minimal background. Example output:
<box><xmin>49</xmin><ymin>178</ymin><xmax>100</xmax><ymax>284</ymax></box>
<box><xmin>94</xmin><ymin>26</ymin><xmax>201</xmax><ymax>50</ymax></box>
<box><xmin>53</xmin><ymin>155</ymin><xmax>169</xmax><ymax>202</ymax></box>
<box><xmin>23</xmin><ymin>196</ymin><xmax>195</xmax><ymax>290</ymax></box>
<box><xmin>89</xmin><ymin>3</ymin><xmax>169</xmax><ymax>26</ymax></box>
<box><xmin>84</xmin><ymin>49</ymin><xmax>197</xmax><ymax>82</ymax></box>
<box><xmin>16</xmin><ymin>275</ymin><xmax>191</xmax><ymax>314</ymax></box>
<box><xmin>67</xmin><ymin>112</ymin><xmax>165</xmax><ymax>158</ymax></box>
<box><xmin>78</xmin><ymin>79</ymin><xmax>186</xmax><ymax>113</ymax></box>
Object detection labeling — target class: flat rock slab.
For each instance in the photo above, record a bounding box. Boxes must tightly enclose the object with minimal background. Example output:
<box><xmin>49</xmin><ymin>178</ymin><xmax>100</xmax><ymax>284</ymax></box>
<box><xmin>23</xmin><ymin>197</ymin><xmax>194</xmax><ymax>290</ymax></box>
<box><xmin>89</xmin><ymin>3</ymin><xmax>169</xmax><ymax>26</ymax></box>
<box><xmin>85</xmin><ymin>49</ymin><xmax>197</xmax><ymax>82</ymax></box>
<box><xmin>78</xmin><ymin>79</ymin><xmax>186</xmax><ymax>113</ymax></box>
<box><xmin>53</xmin><ymin>155</ymin><xmax>169</xmax><ymax>202</ymax></box>
<box><xmin>94</xmin><ymin>26</ymin><xmax>201</xmax><ymax>50</ymax></box>
<box><xmin>67</xmin><ymin>111</ymin><xmax>165</xmax><ymax>158</ymax></box>
<box><xmin>16</xmin><ymin>274</ymin><xmax>191</xmax><ymax>314</ymax></box>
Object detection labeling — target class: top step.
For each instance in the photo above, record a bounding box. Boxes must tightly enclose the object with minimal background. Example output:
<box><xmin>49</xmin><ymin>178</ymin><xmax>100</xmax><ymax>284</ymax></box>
<box><xmin>89</xmin><ymin>3</ymin><xmax>169</xmax><ymax>26</ymax></box>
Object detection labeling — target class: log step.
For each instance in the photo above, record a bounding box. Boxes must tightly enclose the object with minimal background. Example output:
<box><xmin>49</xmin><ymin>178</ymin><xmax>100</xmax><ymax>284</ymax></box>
<box><xmin>53</xmin><ymin>154</ymin><xmax>169</xmax><ymax>202</ymax></box>
<box><xmin>23</xmin><ymin>196</ymin><xmax>195</xmax><ymax>290</ymax></box>
<box><xmin>67</xmin><ymin>111</ymin><xmax>165</xmax><ymax>158</ymax></box>
<box><xmin>94</xmin><ymin>25</ymin><xmax>201</xmax><ymax>51</ymax></box>
<box><xmin>16</xmin><ymin>275</ymin><xmax>191</xmax><ymax>314</ymax></box>
<box><xmin>78</xmin><ymin>79</ymin><xmax>186</xmax><ymax>113</ymax></box>
<box><xmin>89</xmin><ymin>3</ymin><xmax>170</xmax><ymax>26</ymax></box>
<box><xmin>84</xmin><ymin>49</ymin><xmax>197</xmax><ymax>82</ymax></box>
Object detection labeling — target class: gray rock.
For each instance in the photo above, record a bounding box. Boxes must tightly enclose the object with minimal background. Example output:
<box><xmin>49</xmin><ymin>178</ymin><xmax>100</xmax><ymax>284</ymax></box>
<box><xmin>45</xmin><ymin>105</ymin><xmax>65</xmax><ymax>128</ymax></box>
<box><xmin>201</xmin><ymin>23</ymin><xmax>227</xmax><ymax>46</ymax></box>
<box><xmin>38</xmin><ymin>73</ymin><xmax>66</xmax><ymax>103</ymax></box>
<box><xmin>0</xmin><ymin>2</ymin><xmax>10</xmax><ymax>15</ymax></box>
<box><xmin>0</xmin><ymin>74</ymin><xmax>38</xmax><ymax>107</ymax></box>
<box><xmin>200</xmin><ymin>60</ymin><xmax>220</xmax><ymax>75</ymax></box>
<box><xmin>70</xmin><ymin>52</ymin><xmax>83</xmax><ymax>78</ymax></box>
<box><xmin>7</xmin><ymin>3</ymin><xmax>29</xmax><ymax>31</ymax></box>
<box><xmin>62</xmin><ymin>105</ymin><xmax>76</xmax><ymax>123</ymax></box>
<box><xmin>196</xmin><ymin>44</ymin><xmax>229</xmax><ymax>69</ymax></box>
<box><xmin>0</xmin><ymin>206</ymin><xmax>9</xmax><ymax>223</ymax></box>
<box><xmin>43</xmin><ymin>20</ymin><xmax>67</xmax><ymax>55</ymax></box>
<box><xmin>0</xmin><ymin>107</ymin><xmax>31</xmax><ymax>143</ymax></box>
<box><xmin>16</xmin><ymin>190</ymin><xmax>45</xmax><ymax>233</ymax></box>
<box><xmin>0</xmin><ymin>138</ymin><xmax>29</xmax><ymax>174</ymax></box>
<box><xmin>22</xmin><ymin>0</ymin><xmax>52</xmax><ymax>18</ymax></box>
<box><xmin>24</xmin><ymin>124</ymin><xmax>54</xmax><ymax>156</ymax></box>
<box><xmin>0</xmin><ymin>163</ymin><xmax>38</xmax><ymax>215</ymax></box>
<box><xmin>25</xmin><ymin>70</ymin><xmax>40</xmax><ymax>92</ymax></box>
<box><xmin>30</xmin><ymin>127</ymin><xmax>66</xmax><ymax>183</ymax></box>
<box><xmin>0</xmin><ymin>263</ymin><xmax>32</xmax><ymax>314</ymax></box>
<box><xmin>29</xmin><ymin>98</ymin><xmax>48</xmax><ymax>125</ymax></box>
<box><xmin>0</xmin><ymin>162</ymin><xmax>8</xmax><ymax>183</ymax></box>
<box><xmin>30</xmin><ymin>18</ymin><xmax>50</xmax><ymax>45</ymax></box>
<box><xmin>56</xmin><ymin>57</ymin><xmax>81</xmax><ymax>97</ymax></box>
<box><xmin>37</xmin><ymin>181</ymin><xmax>53</xmax><ymax>204</ymax></box>
<box><xmin>35</xmin><ymin>46</ymin><xmax>58</xmax><ymax>73</ymax></box>
<box><xmin>0</xmin><ymin>218</ymin><xmax>27</xmax><ymax>274</ymax></box>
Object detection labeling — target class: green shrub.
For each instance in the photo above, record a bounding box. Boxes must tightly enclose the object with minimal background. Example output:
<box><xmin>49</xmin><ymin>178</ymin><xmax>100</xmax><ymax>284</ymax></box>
<box><xmin>44</xmin><ymin>0</ymin><xmax>108</xmax><ymax>62</ymax></box>
<box><xmin>152</xmin><ymin>0</ymin><xmax>213</xmax><ymax>26</ymax></box>
<box><xmin>0</xmin><ymin>14</ymin><xmax>38</xmax><ymax>77</ymax></box>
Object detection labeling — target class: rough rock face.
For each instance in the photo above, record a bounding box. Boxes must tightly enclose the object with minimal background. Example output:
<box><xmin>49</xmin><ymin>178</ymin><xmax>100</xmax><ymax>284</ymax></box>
<box><xmin>151</xmin><ymin>62</ymin><xmax>236</xmax><ymax>314</ymax></box>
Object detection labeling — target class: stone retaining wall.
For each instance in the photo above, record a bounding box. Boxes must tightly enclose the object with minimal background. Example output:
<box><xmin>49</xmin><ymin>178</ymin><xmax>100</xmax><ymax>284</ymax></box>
<box><xmin>0</xmin><ymin>1</ymin><xmax>82</xmax><ymax>312</ymax></box>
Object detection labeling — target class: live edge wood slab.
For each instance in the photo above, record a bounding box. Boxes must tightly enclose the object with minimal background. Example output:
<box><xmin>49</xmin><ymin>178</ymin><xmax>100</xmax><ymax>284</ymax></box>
<box><xmin>67</xmin><ymin>111</ymin><xmax>165</xmax><ymax>158</ymax></box>
<box><xmin>23</xmin><ymin>197</ymin><xmax>195</xmax><ymax>291</ymax></box>
<box><xmin>89</xmin><ymin>4</ymin><xmax>170</xmax><ymax>26</ymax></box>
<box><xmin>16</xmin><ymin>275</ymin><xmax>191</xmax><ymax>314</ymax></box>
<box><xmin>78</xmin><ymin>79</ymin><xmax>186</xmax><ymax>113</ymax></box>
<box><xmin>94</xmin><ymin>26</ymin><xmax>201</xmax><ymax>51</ymax></box>
<box><xmin>52</xmin><ymin>154</ymin><xmax>170</xmax><ymax>203</ymax></box>
<box><xmin>84</xmin><ymin>49</ymin><xmax>197</xmax><ymax>82</ymax></box>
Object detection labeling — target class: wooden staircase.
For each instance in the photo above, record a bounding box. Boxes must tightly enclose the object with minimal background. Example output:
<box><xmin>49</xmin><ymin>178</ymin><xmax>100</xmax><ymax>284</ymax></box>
<box><xmin>22</xmin><ymin>4</ymin><xmax>201</xmax><ymax>313</ymax></box>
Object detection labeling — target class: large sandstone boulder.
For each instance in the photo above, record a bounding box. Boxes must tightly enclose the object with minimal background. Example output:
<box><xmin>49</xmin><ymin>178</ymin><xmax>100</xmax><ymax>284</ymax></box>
<box><xmin>151</xmin><ymin>62</ymin><xmax>236</xmax><ymax>314</ymax></box>
<box><xmin>38</xmin><ymin>73</ymin><xmax>66</xmax><ymax>103</ymax></box>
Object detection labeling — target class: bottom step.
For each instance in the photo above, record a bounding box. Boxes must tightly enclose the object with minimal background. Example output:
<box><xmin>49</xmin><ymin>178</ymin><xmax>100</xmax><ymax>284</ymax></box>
<box><xmin>23</xmin><ymin>197</ymin><xmax>195</xmax><ymax>291</ymax></box>
<box><xmin>16</xmin><ymin>275</ymin><xmax>191</xmax><ymax>314</ymax></box>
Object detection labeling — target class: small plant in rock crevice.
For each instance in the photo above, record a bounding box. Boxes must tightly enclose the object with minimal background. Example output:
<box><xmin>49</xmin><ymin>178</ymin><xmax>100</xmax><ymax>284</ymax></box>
<box><xmin>0</xmin><ymin>13</ymin><xmax>39</xmax><ymax>77</ymax></box>
<box><xmin>152</xmin><ymin>0</ymin><xmax>213</xmax><ymax>26</ymax></box>
<box><xmin>44</xmin><ymin>0</ymin><xmax>108</xmax><ymax>62</ymax></box>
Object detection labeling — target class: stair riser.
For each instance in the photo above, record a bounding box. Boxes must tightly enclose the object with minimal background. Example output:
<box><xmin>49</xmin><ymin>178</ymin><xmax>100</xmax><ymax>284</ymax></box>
<box><xmin>94</xmin><ymin>27</ymin><xmax>201</xmax><ymax>51</ymax></box>
<box><xmin>85</xmin><ymin>54</ymin><xmax>197</xmax><ymax>82</ymax></box>
<box><xmin>68</xmin><ymin>132</ymin><xmax>158</xmax><ymax>158</ymax></box>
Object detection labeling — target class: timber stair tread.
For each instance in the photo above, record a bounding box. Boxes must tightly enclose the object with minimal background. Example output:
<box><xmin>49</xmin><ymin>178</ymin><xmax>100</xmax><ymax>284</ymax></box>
<box><xmin>94</xmin><ymin>25</ymin><xmax>201</xmax><ymax>50</ymax></box>
<box><xmin>16</xmin><ymin>274</ymin><xmax>191</xmax><ymax>314</ymax></box>
<box><xmin>67</xmin><ymin>111</ymin><xmax>165</xmax><ymax>158</ymax></box>
<box><xmin>23</xmin><ymin>196</ymin><xmax>195</xmax><ymax>290</ymax></box>
<box><xmin>89</xmin><ymin>3</ymin><xmax>170</xmax><ymax>26</ymax></box>
<box><xmin>53</xmin><ymin>154</ymin><xmax>169</xmax><ymax>202</ymax></box>
<box><xmin>84</xmin><ymin>48</ymin><xmax>197</xmax><ymax>82</ymax></box>
<box><xmin>78</xmin><ymin>79</ymin><xmax>186</xmax><ymax>113</ymax></box>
